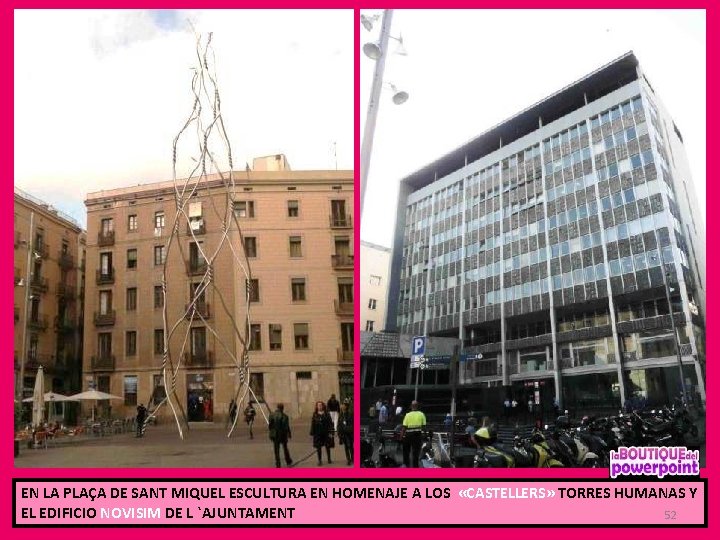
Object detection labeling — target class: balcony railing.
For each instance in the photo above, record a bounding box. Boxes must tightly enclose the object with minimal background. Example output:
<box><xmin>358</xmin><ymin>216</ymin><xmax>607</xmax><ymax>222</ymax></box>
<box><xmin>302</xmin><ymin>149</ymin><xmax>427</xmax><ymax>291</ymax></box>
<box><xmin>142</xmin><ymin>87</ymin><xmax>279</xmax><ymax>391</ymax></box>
<box><xmin>334</xmin><ymin>299</ymin><xmax>353</xmax><ymax>316</ymax></box>
<box><xmin>184</xmin><ymin>351</ymin><xmax>214</xmax><ymax>367</ymax></box>
<box><xmin>14</xmin><ymin>232</ymin><xmax>22</xmax><ymax>248</ymax></box>
<box><xmin>96</xmin><ymin>268</ymin><xmax>115</xmax><ymax>285</ymax></box>
<box><xmin>27</xmin><ymin>314</ymin><xmax>48</xmax><ymax>331</ymax></box>
<box><xmin>679</xmin><ymin>343</ymin><xmax>693</xmax><ymax>356</ymax></box>
<box><xmin>25</xmin><ymin>353</ymin><xmax>54</xmax><ymax>371</ymax></box>
<box><xmin>55</xmin><ymin>316</ymin><xmax>77</xmax><ymax>333</ymax></box>
<box><xmin>329</xmin><ymin>214</ymin><xmax>352</xmax><ymax>228</ymax></box>
<box><xmin>56</xmin><ymin>282</ymin><xmax>77</xmax><ymax>299</ymax></box>
<box><xmin>331</xmin><ymin>254</ymin><xmax>354</xmax><ymax>269</ymax></box>
<box><xmin>336</xmin><ymin>348</ymin><xmax>353</xmax><ymax>363</ymax></box>
<box><xmin>14</xmin><ymin>267</ymin><xmax>22</xmax><ymax>285</ymax></box>
<box><xmin>33</xmin><ymin>242</ymin><xmax>49</xmax><ymax>259</ymax></box>
<box><xmin>91</xmin><ymin>355</ymin><xmax>116</xmax><ymax>371</ymax></box>
<box><xmin>93</xmin><ymin>310</ymin><xmax>116</xmax><ymax>326</ymax></box>
<box><xmin>14</xmin><ymin>306</ymin><xmax>19</xmax><ymax>324</ymax></box>
<box><xmin>57</xmin><ymin>251</ymin><xmax>75</xmax><ymax>269</ymax></box>
<box><xmin>185</xmin><ymin>301</ymin><xmax>211</xmax><ymax>320</ymax></box>
<box><xmin>186</xmin><ymin>260</ymin><xmax>209</xmax><ymax>276</ymax></box>
<box><xmin>29</xmin><ymin>275</ymin><xmax>49</xmax><ymax>292</ymax></box>
<box><xmin>98</xmin><ymin>230</ymin><xmax>115</xmax><ymax>246</ymax></box>
<box><xmin>187</xmin><ymin>220</ymin><xmax>206</xmax><ymax>236</ymax></box>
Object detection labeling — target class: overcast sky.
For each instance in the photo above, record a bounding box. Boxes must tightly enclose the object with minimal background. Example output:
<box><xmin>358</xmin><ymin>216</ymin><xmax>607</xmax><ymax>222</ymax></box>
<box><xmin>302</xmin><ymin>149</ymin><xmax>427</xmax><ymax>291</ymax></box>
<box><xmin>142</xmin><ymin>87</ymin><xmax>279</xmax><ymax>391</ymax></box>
<box><xmin>15</xmin><ymin>9</ymin><xmax>353</xmax><ymax>226</ymax></box>
<box><xmin>360</xmin><ymin>9</ymin><xmax>706</xmax><ymax>248</ymax></box>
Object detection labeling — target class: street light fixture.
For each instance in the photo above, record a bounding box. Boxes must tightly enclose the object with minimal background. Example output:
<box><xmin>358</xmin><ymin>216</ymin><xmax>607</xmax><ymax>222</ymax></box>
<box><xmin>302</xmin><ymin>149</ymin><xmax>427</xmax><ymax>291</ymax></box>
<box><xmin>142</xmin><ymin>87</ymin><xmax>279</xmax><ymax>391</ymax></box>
<box><xmin>360</xmin><ymin>10</ymin><xmax>410</xmax><ymax>217</ymax></box>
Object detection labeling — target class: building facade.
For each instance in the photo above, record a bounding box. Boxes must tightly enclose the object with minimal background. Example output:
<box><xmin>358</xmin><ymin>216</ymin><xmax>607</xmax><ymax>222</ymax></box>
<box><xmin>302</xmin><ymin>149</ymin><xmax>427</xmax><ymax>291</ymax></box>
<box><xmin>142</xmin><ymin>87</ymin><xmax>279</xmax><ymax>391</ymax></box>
<box><xmin>387</xmin><ymin>53</ymin><xmax>705</xmax><ymax>410</ymax></box>
<box><xmin>360</xmin><ymin>240</ymin><xmax>391</xmax><ymax>332</ymax></box>
<box><xmin>82</xmin><ymin>157</ymin><xmax>353</xmax><ymax>421</ymax></box>
<box><xmin>14</xmin><ymin>187</ymin><xmax>86</xmax><ymax>420</ymax></box>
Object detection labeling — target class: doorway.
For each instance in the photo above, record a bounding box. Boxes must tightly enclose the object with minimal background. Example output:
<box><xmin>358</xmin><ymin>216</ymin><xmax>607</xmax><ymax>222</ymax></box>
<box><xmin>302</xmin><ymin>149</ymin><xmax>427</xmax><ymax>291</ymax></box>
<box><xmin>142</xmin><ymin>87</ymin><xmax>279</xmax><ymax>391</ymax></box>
<box><xmin>186</xmin><ymin>373</ymin><xmax>214</xmax><ymax>422</ymax></box>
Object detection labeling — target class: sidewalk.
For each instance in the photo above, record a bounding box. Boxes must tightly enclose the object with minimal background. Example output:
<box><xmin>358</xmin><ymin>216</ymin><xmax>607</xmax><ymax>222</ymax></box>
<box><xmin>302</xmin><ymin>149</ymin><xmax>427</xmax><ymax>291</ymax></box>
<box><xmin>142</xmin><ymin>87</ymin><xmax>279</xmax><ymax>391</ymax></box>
<box><xmin>15</xmin><ymin>421</ymin><xmax>353</xmax><ymax>469</ymax></box>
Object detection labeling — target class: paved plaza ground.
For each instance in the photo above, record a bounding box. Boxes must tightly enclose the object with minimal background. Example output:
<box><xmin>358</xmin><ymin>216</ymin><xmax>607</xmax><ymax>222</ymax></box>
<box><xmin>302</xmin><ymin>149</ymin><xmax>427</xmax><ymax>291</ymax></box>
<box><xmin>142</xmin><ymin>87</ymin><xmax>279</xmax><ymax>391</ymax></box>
<box><xmin>15</xmin><ymin>421</ymin><xmax>353</xmax><ymax>469</ymax></box>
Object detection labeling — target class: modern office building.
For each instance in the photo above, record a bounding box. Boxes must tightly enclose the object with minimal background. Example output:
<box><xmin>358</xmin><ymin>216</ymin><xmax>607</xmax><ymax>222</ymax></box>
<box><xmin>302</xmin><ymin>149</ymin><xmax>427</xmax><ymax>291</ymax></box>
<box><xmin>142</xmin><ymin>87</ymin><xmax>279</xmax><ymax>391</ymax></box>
<box><xmin>14</xmin><ymin>187</ymin><xmax>86</xmax><ymax>420</ymax></box>
<box><xmin>83</xmin><ymin>156</ymin><xmax>354</xmax><ymax>421</ymax></box>
<box><xmin>386</xmin><ymin>52</ymin><xmax>705</xmax><ymax>411</ymax></box>
<box><xmin>360</xmin><ymin>240</ymin><xmax>391</xmax><ymax>332</ymax></box>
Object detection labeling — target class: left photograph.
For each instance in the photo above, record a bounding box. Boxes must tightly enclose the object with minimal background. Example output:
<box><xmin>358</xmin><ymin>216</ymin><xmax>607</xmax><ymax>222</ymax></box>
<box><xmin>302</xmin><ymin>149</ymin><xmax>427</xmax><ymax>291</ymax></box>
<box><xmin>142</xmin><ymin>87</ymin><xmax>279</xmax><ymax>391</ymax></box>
<box><xmin>13</xmin><ymin>9</ymin><xmax>354</xmax><ymax>468</ymax></box>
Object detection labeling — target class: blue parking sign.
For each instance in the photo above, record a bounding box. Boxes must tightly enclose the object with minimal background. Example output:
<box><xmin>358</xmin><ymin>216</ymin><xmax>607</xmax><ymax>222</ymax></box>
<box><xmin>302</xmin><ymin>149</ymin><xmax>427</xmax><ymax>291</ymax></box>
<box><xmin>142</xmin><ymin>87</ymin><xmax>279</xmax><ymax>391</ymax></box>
<box><xmin>412</xmin><ymin>336</ymin><xmax>426</xmax><ymax>356</ymax></box>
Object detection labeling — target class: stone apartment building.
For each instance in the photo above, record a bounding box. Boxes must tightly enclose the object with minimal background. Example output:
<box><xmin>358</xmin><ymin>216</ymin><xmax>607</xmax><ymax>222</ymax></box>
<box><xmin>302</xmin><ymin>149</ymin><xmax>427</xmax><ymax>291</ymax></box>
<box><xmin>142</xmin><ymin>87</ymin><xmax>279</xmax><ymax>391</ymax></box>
<box><xmin>83</xmin><ymin>156</ymin><xmax>354</xmax><ymax>421</ymax></box>
<box><xmin>14</xmin><ymin>187</ymin><xmax>86</xmax><ymax>417</ymax></box>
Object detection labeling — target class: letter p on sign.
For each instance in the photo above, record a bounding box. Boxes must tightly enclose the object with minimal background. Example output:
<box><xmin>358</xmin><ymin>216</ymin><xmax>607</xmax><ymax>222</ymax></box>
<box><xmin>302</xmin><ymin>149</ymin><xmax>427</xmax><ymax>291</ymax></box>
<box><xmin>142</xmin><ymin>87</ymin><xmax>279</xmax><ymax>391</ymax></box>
<box><xmin>412</xmin><ymin>336</ymin><xmax>426</xmax><ymax>356</ymax></box>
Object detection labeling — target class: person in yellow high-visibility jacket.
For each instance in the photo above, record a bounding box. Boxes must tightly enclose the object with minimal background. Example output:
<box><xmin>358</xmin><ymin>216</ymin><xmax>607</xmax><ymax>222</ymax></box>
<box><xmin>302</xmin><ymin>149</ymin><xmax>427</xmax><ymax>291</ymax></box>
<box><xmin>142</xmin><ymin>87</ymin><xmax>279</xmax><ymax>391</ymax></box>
<box><xmin>401</xmin><ymin>400</ymin><xmax>426</xmax><ymax>467</ymax></box>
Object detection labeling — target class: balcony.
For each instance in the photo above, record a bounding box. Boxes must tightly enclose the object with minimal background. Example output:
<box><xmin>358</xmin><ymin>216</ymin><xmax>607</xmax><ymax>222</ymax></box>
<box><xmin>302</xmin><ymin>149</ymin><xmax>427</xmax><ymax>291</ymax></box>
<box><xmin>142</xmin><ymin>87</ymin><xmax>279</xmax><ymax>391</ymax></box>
<box><xmin>55</xmin><ymin>316</ymin><xmax>77</xmax><ymax>333</ymax></box>
<box><xmin>91</xmin><ymin>355</ymin><xmax>116</xmax><ymax>371</ymax></box>
<box><xmin>184</xmin><ymin>351</ymin><xmax>214</xmax><ymax>368</ymax></box>
<box><xmin>25</xmin><ymin>353</ymin><xmax>54</xmax><ymax>371</ymax></box>
<box><xmin>187</xmin><ymin>220</ymin><xmax>206</xmax><ymax>236</ymax></box>
<box><xmin>334</xmin><ymin>299</ymin><xmax>353</xmax><ymax>316</ymax></box>
<box><xmin>56</xmin><ymin>282</ymin><xmax>77</xmax><ymax>300</ymax></box>
<box><xmin>97</xmin><ymin>230</ymin><xmax>115</xmax><ymax>247</ymax></box>
<box><xmin>27</xmin><ymin>314</ymin><xmax>48</xmax><ymax>331</ymax></box>
<box><xmin>14</xmin><ymin>305</ymin><xmax>19</xmax><ymax>324</ymax></box>
<box><xmin>57</xmin><ymin>251</ymin><xmax>75</xmax><ymax>269</ymax></box>
<box><xmin>331</xmin><ymin>254</ymin><xmax>354</xmax><ymax>270</ymax></box>
<box><xmin>336</xmin><ymin>348</ymin><xmax>354</xmax><ymax>363</ymax></box>
<box><xmin>96</xmin><ymin>268</ymin><xmax>115</xmax><ymax>285</ymax></box>
<box><xmin>186</xmin><ymin>260</ymin><xmax>208</xmax><ymax>276</ymax></box>
<box><xmin>14</xmin><ymin>232</ymin><xmax>22</xmax><ymax>248</ymax></box>
<box><xmin>185</xmin><ymin>301</ymin><xmax>211</xmax><ymax>320</ymax></box>
<box><xmin>679</xmin><ymin>343</ymin><xmax>693</xmax><ymax>356</ymax></box>
<box><xmin>33</xmin><ymin>242</ymin><xmax>49</xmax><ymax>259</ymax></box>
<box><xmin>93</xmin><ymin>310</ymin><xmax>116</xmax><ymax>326</ymax></box>
<box><xmin>329</xmin><ymin>214</ymin><xmax>352</xmax><ymax>228</ymax></box>
<box><xmin>14</xmin><ymin>267</ymin><xmax>22</xmax><ymax>285</ymax></box>
<box><xmin>29</xmin><ymin>275</ymin><xmax>49</xmax><ymax>293</ymax></box>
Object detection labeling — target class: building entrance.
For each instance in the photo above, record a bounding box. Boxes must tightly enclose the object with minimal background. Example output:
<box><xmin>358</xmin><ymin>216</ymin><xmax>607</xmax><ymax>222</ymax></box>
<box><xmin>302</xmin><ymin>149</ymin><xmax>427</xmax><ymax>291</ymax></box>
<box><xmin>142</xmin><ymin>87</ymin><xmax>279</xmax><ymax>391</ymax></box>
<box><xmin>187</xmin><ymin>373</ymin><xmax>214</xmax><ymax>422</ymax></box>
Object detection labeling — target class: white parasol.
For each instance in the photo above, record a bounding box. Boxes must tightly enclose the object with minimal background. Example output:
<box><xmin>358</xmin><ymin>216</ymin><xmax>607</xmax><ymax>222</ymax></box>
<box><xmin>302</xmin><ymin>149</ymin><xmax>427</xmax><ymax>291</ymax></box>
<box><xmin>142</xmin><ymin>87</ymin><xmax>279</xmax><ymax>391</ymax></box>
<box><xmin>68</xmin><ymin>389</ymin><xmax>123</xmax><ymax>421</ymax></box>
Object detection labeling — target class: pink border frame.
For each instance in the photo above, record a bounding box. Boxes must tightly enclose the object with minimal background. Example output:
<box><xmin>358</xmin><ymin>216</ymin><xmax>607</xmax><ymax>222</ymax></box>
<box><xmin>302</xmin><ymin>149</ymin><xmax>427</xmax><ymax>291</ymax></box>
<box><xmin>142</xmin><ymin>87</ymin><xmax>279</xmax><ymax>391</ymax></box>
<box><xmin>2</xmin><ymin>2</ymin><xmax>715</xmax><ymax>536</ymax></box>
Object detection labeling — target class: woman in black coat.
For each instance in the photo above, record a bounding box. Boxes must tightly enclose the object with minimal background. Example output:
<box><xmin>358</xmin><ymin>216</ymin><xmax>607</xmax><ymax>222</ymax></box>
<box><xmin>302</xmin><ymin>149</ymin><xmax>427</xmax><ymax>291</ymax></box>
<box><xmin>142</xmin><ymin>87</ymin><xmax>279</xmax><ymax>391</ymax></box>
<box><xmin>310</xmin><ymin>401</ymin><xmax>334</xmax><ymax>465</ymax></box>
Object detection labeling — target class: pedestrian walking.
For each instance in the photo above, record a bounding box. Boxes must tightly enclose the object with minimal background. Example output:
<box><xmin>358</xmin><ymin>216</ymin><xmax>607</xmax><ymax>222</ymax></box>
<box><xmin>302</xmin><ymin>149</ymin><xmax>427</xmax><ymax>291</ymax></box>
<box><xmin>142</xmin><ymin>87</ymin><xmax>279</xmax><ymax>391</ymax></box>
<box><xmin>244</xmin><ymin>402</ymin><xmax>257</xmax><ymax>439</ymax></box>
<box><xmin>378</xmin><ymin>401</ymin><xmax>389</xmax><ymax>425</ymax></box>
<box><xmin>227</xmin><ymin>399</ymin><xmax>238</xmax><ymax>429</ymax></box>
<box><xmin>327</xmin><ymin>394</ymin><xmax>340</xmax><ymax>431</ymax></box>
<box><xmin>337</xmin><ymin>401</ymin><xmax>354</xmax><ymax>465</ymax></box>
<box><xmin>136</xmin><ymin>403</ymin><xmax>147</xmax><ymax>438</ymax></box>
<box><xmin>504</xmin><ymin>398</ymin><xmax>511</xmax><ymax>422</ymax></box>
<box><xmin>268</xmin><ymin>403</ymin><xmax>292</xmax><ymax>468</ymax></box>
<box><xmin>401</xmin><ymin>400</ymin><xmax>426</xmax><ymax>468</ymax></box>
<box><xmin>310</xmin><ymin>401</ymin><xmax>334</xmax><ymax>465</ymax></box>
<box><xmin>511</xmin><ymin>399</ymin><xmax>518</xmax><ymax>419</ymax></box>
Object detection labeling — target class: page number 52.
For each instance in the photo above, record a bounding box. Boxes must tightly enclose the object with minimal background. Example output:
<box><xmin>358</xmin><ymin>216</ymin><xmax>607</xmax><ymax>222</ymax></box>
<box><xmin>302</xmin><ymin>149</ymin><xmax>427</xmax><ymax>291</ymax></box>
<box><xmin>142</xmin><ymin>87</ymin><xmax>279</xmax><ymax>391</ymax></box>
<box><xmin>664</xmin><ymin>511</ymin><xmax>677</xmax><ymax>520</ymax></box>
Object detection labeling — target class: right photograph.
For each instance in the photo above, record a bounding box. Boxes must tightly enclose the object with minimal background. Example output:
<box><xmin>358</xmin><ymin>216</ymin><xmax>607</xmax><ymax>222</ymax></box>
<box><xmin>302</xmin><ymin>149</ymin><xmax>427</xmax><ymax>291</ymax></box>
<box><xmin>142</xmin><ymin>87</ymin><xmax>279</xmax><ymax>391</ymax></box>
<box><xmin>359</xmin><ymin>9</ymin><xmax>706</xmax><ymax>468</ymax></box>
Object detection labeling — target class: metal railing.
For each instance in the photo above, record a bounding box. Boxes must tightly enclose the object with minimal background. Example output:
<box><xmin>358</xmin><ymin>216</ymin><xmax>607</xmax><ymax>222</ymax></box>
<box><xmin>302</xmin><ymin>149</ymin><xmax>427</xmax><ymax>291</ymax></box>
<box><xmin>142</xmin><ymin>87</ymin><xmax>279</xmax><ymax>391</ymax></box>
<box><xmin>96</xmin><ymin>268</ymin><xmax>115</xmax><ymax>285</ymax></box>
<box><xmin>93</xmin><ymin>310</ymin><xmax>116</xmax><ymax>326</ymax></box>
<box><xmin>184</xmin><ymin>351</ymin><xmax>214</xmax><ymax>367</ymax></box>
<box><xmin>91</xmin><ymin>355</ymin><xmax>116</xmax><ymax>371</ymax></box>
<box><xmin>185</xmin><ymin>302</ymin><xmax>211</xmax><ymax>319</ymax></box>
<box><xmin>334</xmin><ymin>299</ymin><xmax>353</xmax><ymax>315</ymax></box>
<box><xmin>57</xmin><ymin>251</ymin><xmax>75</xmax><ymax>269</ymax></box>
<box><xmin>329</xmin><ymin>214</ymin><xmax>352</xmax><ymax>228</ymax></box>
<box><xmin>331</xmin><ymin>254</ymin><xmax>354</xmax><ymax>269</ymax></box>
<box><xmin>336</xmin><ymin>348</ymin><xmax>353</xmax><ymax>363</ymax></box>
<box><xmin>98</xmin><ymin>230</ymin><xmax>115</xmax><ymax>246</ymax></box>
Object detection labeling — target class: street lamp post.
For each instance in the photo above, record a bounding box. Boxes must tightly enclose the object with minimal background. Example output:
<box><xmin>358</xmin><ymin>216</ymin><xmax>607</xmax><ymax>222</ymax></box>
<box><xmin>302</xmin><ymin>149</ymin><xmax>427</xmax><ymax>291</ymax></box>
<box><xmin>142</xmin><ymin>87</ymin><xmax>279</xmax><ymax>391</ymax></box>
<box><xmin>17</xmin><ymin>210</ymin><xmax>35</xmax><ymax>403</ymax></box>
<box><xmin>360</xmin><ymin>9</ymin><xmax>393</xmax><ymax>218</ymax></box>
<box><xmin>663</xmin><ymin>269</ymin><xmax>688</xmax><ymax>405</ymax></box>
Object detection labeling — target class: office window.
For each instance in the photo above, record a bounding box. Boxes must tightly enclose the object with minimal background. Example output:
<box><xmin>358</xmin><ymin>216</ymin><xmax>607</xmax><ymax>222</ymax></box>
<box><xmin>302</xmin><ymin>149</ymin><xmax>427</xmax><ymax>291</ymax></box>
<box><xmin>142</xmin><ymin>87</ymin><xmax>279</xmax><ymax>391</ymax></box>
<box><xmin>289</xmin><ymin>236</ymin><xmax>302</xmax><ymax>257</ymax></box>
<box><xmin>154</xmin><ymin>286</ymin><xmax>163</xmax><ymax>309</ymax></box>
<box><xmin>291</xmin><ymin>278</ymin><xmax>306</xmax><ymax>301</ymax></box>
<box><xmin>124</xmin><ymin>375</ymin><xmax>138</xmax><ymax>406</ymax></box>
<box><xmin>269</xmin><ymin>324</ymin><xmax>282</xmax><ymax>350</ymax></box>
<box><xmin>126</xmin><ymin>287</ymin><xmax>137</xmax><ymax>311</ymax></box>
<box><xmin>154</xmin><ymin>211</ymin><xmax>165</xmax><ymax>229</ymax></box>
<box><xmin>368</xmin><ymin>298</ymin><xmax>377</xmax><ymax>310</ymax></box>
<box><xmin>154</xmin><ymin>245</ymin><xmax>165</xmax><ymax>265</ymax></box>
<box><xmin>287</xmin><ymin>200</ymin><xmax>299</xmax><ymax>217</ymax></box>
<box><xmin>366</xmin><ymin>320</ymin><xmax>374</xmax><ymax>331</ymax></box>
<box><xmin>154</xmin><ymin>329</ymin><xmax>164</xmax><ymax>355</ymax></box>
<box><xmin>244</xmin><ymin>237</ymin><xmax>257</xmax><ymax>258</ymax></box>
<box><xmin>249</xmin><ymin>324</ymin><xmax>262</xmax><ymax>351</ymax></box>
<box><xmin>294</xmin><ymin>323</ymin><xmax>309</xmax><ymax>350</ymax></box>
<box><xmin>247</xmin><ymin>279</ymin><xmax>259</xmax><ymax>302</ymax></box>
<box><xmin>128</xmin><ymin>214</ymin><xmax>138</xmax><ymax>232</ymax></box>
<box><xmin>126</xmin><ymin>331</ymin><xmax>137</xmax><ymax>356</ymax></box>
<box><xmin>127</xmin><ymin>249</ymin><xmax>137</xmax><ymax>269</ymax></box>
<box><xmin>234</xmin><ymin>201</ymin><xmax>255</xmax><ymax>218</ymax></box>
